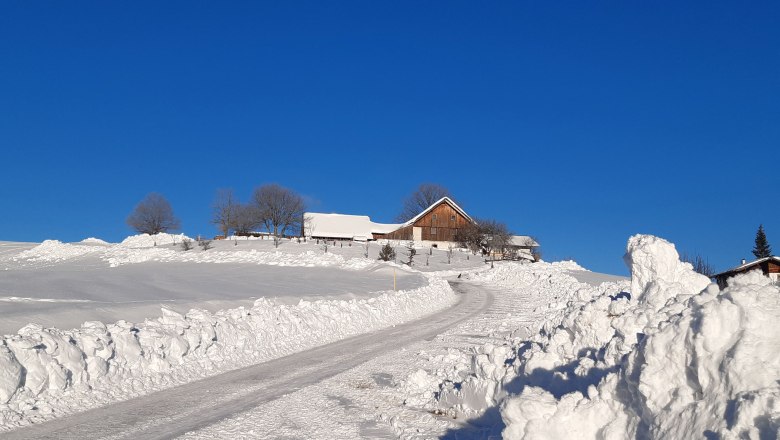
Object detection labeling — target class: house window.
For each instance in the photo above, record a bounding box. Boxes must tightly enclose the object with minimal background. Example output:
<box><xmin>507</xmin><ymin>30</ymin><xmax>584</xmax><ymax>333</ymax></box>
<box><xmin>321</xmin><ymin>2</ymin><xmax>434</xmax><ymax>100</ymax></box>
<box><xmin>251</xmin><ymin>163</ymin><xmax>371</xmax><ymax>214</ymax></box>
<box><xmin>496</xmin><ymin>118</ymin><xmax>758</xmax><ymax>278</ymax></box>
<box><xmin>432</xmin><ymin>214</ymin><xmax>437</xmax><ymax>222</ymax></box>
<box><xmin>431</xmin><ymin>227</ymin><xmax>437</xmax><ymax>235</ymax></box>
<box><xmin>450</xmin><ymin>215</ymin><xmax>456</xmax><ymax>222</ymax></box>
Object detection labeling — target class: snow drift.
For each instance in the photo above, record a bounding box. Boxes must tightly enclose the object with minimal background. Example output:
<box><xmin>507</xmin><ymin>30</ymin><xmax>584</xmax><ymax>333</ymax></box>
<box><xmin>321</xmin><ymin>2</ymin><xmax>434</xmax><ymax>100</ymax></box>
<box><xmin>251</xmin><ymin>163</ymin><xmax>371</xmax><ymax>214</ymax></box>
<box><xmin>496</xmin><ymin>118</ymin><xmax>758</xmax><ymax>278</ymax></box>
<box><xmin>411</xmin><ymin>235</ymin><xmax>779</xmax><ymax>439</ymax></box>
<box><xmin>9</xmin><ymin>233</ymin><xmax>376</xmax><ymax>270</ymax></box>
<box><xmin>0</xmin><ymin>277</ymin><xmax>456</xmax><ymax>430</ymax></box>
<box><xmin>500</xmin><ymin>235</ymin><xmax>780</xmax><ymax>439</ymax></box>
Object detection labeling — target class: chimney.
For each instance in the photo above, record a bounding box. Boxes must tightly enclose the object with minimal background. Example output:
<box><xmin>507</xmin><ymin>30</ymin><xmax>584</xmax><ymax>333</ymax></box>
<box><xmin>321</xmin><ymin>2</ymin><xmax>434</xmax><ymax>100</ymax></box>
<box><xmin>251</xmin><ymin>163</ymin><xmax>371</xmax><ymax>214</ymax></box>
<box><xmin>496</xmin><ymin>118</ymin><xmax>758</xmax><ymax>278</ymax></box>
<box><xmin>741</xmin><ymin>258</ymin><xmax>746</xmax><ymax>265</ymax></box>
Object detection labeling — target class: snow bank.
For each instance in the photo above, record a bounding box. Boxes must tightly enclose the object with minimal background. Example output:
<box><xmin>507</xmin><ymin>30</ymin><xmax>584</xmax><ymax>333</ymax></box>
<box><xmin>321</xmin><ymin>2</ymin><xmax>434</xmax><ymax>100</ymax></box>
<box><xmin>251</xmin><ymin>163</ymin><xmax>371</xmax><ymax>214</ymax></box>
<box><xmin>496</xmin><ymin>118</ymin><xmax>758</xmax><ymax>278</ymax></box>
<box><xmin>12</xmin><ymin>240</ymin><xmax>104</xmax><ymax>262</ymax></box>
<box><xmin>416</xmin><ymin>234</ymin><xmax>780</xmax><ymax>439</ymax></box>
<box><xmin>119</xmin><ymin>232</ymin><xmax>192</xmax><ymax>248</ymax></box>
<box><xmin>0</xmin><ymin>277</ymin><xmax>456</xmax><ymax>430</ymax></box>
<box><xmin>10</xmin><ymin>234</ymin><xmax>378</xmax><ymax>270</ymax></box>
<box><xmin>78</xmin><ymin>238</ymin><xmax>110</xmax><ymax>245</ymax></box>
<box><xmin>397</xmin><ymin>260</ymin><xmax>628</xmax><ymax>420</ymax></box>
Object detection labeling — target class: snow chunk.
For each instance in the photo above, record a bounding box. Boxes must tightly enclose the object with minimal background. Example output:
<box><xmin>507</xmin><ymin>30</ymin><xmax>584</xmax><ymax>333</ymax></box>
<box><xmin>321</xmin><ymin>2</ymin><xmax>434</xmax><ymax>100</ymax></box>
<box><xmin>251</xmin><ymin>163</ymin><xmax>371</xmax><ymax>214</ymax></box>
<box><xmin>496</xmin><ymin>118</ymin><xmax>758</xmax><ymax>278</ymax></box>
<box><xmin>79</xmin><ymin>238</ymin><xmax>110</xmax><ymax>245</ymax></box>
<box><xmin>12</xmin><ymin>240</ymin><xmax>103</xmax><ymax>262</ymax></box>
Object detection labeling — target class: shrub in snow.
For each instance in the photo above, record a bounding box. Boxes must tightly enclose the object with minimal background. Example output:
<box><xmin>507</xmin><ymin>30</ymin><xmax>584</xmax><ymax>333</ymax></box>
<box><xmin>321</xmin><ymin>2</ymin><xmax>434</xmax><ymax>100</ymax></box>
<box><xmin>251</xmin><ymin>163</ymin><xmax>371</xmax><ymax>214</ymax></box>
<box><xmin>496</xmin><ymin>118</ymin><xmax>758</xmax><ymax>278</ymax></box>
<box><xmin>198</xmin><ymin>239</ymin><xmax>213</xmax><ymax>251</ymax></box>
<box><xmin>404</xmin><ymin>241</ymin><xmax>416</xmax><ymax>266</ymax></box>
<box><xmin>180</xmin><ymin>238</ymin><xmax>193</xmax><ymax>251</ymax></box>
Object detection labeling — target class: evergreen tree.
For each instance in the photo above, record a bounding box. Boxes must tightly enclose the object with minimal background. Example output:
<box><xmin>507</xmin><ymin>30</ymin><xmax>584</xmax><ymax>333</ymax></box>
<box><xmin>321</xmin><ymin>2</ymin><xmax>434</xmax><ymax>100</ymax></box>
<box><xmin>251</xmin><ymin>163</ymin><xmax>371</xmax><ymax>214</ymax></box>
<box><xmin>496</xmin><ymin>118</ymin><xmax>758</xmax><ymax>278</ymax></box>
<box><xmin>752</xmin><ymin>224</ymin><xmax>772</xmax><ymax>259</ymax></box>
<box><xmin>378</xmin><ymin>243</ymin><xmax>396</xmax><ymax>262</ymax></box>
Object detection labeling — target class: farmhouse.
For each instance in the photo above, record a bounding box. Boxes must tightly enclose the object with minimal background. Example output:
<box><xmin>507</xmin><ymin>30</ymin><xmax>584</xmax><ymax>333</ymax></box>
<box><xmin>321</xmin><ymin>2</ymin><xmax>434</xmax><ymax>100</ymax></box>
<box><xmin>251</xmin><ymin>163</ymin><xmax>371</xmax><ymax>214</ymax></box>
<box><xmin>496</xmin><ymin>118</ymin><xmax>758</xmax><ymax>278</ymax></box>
<box><xmin>713</xmin><ymin>256</ymin><xmax>780</xmax><ymax>288</ymax></box>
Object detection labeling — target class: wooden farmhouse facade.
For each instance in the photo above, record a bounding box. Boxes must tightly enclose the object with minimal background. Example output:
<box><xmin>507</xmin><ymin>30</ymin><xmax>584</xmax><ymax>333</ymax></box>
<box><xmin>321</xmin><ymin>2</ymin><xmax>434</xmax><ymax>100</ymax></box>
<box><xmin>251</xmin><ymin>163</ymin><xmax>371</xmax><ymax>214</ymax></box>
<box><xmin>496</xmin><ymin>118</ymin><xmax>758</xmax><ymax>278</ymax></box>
<box><xmin>381</xmin><ymin>197</ymin><xmax>473</xmax><ymax>246</ymax></box>
<box><xmin>713</xmin><ymin>256</ymin><xmax>780</xmax><ymax>288</ymax></box>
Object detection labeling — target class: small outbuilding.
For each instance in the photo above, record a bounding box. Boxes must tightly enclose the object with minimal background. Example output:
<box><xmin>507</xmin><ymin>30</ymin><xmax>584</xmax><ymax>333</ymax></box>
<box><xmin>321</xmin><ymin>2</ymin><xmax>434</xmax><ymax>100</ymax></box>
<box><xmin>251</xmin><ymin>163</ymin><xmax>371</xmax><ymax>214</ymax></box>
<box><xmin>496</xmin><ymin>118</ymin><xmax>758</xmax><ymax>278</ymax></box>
<box><xmin>713</xmin><ymin>256</ymin><xmax>780</xmax><ymax>288</ymax></box>
<box><xmin>303</xmin><ymin>212</ymin><xmax>401</xmax><ymax>242</ymax></box>
<box><xmin>501</xmin><ymin>235</ymin><xmax>540</xmax><ymax>261</ymax></box>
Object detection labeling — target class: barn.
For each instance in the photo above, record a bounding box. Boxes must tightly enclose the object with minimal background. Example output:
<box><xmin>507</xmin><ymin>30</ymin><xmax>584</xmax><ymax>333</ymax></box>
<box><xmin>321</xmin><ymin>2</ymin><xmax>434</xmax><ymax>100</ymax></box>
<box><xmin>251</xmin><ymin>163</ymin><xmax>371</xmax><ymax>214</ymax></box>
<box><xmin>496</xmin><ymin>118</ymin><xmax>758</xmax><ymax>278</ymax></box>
<box><xmin>713</xmin><ymin>256</ymin><xmax>780</xmax><ymax>288</ymax></box>
<box><xmin>382</xmin><ymin>197</ymin><xmax>474</xmax><ymax>247</ymax></box>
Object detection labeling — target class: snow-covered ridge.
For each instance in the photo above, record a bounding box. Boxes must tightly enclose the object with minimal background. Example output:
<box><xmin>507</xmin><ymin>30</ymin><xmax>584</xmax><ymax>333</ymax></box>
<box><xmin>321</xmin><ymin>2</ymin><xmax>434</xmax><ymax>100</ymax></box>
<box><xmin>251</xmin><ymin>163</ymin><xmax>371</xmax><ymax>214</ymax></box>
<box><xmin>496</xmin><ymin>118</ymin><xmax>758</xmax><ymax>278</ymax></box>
<box><xmin>0</xmin><ymin>276</ymin><xmax>457</xmax><ymax>430</ymax></box>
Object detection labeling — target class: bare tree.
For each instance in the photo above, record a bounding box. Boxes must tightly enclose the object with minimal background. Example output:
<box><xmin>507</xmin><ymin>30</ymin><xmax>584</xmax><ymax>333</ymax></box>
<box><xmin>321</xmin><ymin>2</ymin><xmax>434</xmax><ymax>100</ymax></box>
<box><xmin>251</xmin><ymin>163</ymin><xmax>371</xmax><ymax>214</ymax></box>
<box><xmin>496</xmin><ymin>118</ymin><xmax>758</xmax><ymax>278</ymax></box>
<box><xmin>681</xmin><ymin>252</ymin><xmax>715</xmax><ymax>277</ymax></box>
<box><xmin>301</xmin><ymin>214</ymin><xmax>314</xmax><ymax>242</ymax></box>
<box><xmin>211</xmin><ymin>188</ymin><xmax>238</xmax><ymax>238</ymax></box>
<box><xmin>252</xmin><ymin>184</ymin><xmax>307</xmax><ymax>248</ymax></box>
<box><xmin>396</xmin><ymin>183</ymin><xmax>452</xmax><ymax>222</ymax></box>
<box><xmin>528</xmin><ymin>236</ymin><xmax>542</xmax><ymax>262</ymax></box>
<box><xmin>454</xmin><ymin>218</ymin><xmax>511</xmax><ymax>260</ymax></box>
<box><xmin>480</xmin><ymin>219</ymin><xmax>512</xmax><ymax>261</ymax></box>
<box><xmin>126</xmin><ymin>192</ymin><xmax>180</xmax><ymax>235</ymax></box>
<box><xmin>455</xmin><ymin>222</ymin><xmax>483</xmax><ymax>255</ymax></box>
<box><xmin>232</xmin><ymin>204</ymin><xmax>260</xmax><ymax>236</ymax></box>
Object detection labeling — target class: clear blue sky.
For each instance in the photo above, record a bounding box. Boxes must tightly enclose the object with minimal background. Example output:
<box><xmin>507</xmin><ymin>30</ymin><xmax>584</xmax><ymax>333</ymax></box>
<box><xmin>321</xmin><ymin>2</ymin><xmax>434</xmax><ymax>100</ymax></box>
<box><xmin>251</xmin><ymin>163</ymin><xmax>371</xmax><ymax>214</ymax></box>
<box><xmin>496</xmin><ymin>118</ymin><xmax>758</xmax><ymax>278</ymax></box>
<box><xmin>1</xmin><ymin>2</ymin><xmax>778</xmax><ymax>275</ymax></box>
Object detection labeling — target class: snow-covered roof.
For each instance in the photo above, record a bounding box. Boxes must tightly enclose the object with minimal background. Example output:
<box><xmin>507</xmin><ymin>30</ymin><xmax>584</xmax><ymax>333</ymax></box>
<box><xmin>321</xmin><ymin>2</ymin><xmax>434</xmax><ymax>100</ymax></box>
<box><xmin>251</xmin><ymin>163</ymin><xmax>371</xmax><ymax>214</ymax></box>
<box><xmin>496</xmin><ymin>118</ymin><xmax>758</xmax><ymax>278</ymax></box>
<box><xmin>508</xmin><ymin>235</ymin><xmax>539</xmax><ymax>247</ymax></box>
<box><xmin>305</xmin><ymin>212</ymin><xmax>401</xmax><ymax>239</ymax></box>
<box><xmin>714</xmin><ymin>256</ymin><xmax>780</xmax><ymax>277</ymax></box>
<box><xmin>403</xmin><ymin>197</ymin><xmax>473</xmax><ymax>227</ymax></box>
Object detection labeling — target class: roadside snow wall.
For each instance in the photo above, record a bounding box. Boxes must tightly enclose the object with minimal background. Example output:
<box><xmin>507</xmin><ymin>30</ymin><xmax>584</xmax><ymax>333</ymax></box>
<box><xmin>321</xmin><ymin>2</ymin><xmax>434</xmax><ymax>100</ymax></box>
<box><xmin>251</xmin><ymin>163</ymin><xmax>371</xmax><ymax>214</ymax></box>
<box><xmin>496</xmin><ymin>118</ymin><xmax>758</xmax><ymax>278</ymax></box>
<box><xmin>416</xmin><ymin>235</ymin><xmax>779</xmax><ymax>439</ymax></box>
<box><xmin>0</xmin><ymin>277</ymin><xmax>456</xmax><ymax>430</ymax></box>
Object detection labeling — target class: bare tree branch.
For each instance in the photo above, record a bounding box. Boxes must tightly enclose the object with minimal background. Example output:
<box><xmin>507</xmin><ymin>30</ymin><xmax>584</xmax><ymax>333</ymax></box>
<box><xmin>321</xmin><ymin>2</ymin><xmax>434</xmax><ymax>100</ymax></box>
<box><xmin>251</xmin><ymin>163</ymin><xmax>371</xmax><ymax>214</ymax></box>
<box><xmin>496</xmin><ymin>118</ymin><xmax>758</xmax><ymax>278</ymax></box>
<box><xmin>396</xmin><ymin>183</ymin><xmax>453</xmax><ymax>222</ymax></box>
<box><xmin>211</xmin><ymin>188</ymin><xmax>238</xmax><ymax>238</ymax></box>
<box><xmin>680</xmin><ymin>251</ymin><xmax>715</xmax><ymax>277</ymax></box>
<box><xmin>232</xmin><ymin>203</ymin><xmax>260</xmax><ymax>236</ymax></box>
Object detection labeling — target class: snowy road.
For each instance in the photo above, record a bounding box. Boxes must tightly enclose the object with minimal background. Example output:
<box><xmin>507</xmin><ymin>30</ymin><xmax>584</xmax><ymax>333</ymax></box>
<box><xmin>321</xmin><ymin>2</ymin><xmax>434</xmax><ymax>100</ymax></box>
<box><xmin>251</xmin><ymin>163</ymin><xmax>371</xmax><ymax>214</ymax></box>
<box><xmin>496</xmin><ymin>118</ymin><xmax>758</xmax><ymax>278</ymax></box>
<box><xmin>3</xmin><ymin>281</ymin><xmax>492</xmax><ymax>440</ymax></box>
